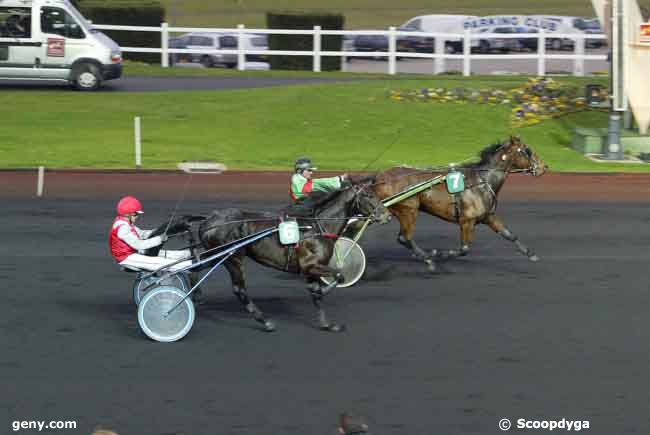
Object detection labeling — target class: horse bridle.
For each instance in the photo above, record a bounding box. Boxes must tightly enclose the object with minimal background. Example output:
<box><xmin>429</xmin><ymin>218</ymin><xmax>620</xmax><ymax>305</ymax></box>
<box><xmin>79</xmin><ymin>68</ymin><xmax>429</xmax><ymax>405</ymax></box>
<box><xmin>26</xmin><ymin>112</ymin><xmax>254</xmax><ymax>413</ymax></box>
<box><xmin>511</xmin><ymin>144</ymin><xmax>540</xmax><ymax>176</ymax></box>
<box><xmin>351</xmin><ymin>184</ymin><xmax>385</xmax><ymax>223</ymax></box>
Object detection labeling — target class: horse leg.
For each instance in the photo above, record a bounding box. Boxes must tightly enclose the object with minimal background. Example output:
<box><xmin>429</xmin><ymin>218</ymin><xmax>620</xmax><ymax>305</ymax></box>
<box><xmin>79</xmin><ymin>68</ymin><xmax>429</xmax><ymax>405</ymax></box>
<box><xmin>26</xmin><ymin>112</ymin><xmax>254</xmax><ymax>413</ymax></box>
<box><xmin>484</xmin><ymin>214</ymin><xmax>539</xmax><ymax>262</ymax></box>
<box><xmin>224</xmin><ymin>258</ymin><xmax>276</xmax><ymax>332</ymax></box>
<box><xmin>432</xmin><ymin>220</ymin><xmax>476</xmax><ymax>260</ymax></box>
<box><xmin>307</xmin><ymin>279</ymin><xmax>346</xmax><ymax>333</ymax></box>
<box><xmin>299</xmin><ymin>251</ymin><xmax>345</xmax><ymax>332</ymax></box>
<box><xmin>393</xmin><ymin>206</ymin><xmax>437</xmax><ymax>272</ymax></box>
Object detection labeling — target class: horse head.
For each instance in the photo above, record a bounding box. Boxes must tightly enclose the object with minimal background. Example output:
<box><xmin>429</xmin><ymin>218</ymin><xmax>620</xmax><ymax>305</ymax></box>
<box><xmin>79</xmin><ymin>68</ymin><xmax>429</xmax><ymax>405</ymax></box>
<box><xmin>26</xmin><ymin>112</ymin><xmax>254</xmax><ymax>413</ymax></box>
<box><xmin>348</xmin><ymin>181</ymin><xmax>391</xmax><ymax>224</ymax></box>
<box><xmin>499</xmin><ymin>136</ymin><xmax>547</xmax><ymax>176</ymax></box>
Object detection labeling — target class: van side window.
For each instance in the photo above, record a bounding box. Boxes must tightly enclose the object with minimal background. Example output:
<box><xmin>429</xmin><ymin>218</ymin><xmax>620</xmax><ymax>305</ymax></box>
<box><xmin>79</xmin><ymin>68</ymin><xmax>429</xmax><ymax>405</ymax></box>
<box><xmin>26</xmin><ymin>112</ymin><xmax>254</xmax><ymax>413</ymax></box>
<box><xmin>41</xmin><ymin>7</ymin><xmax>85</xmax><ymax>39</ymax></box>
<box><xmin>0</xmin><ymin>7</ymin><xmax>32</xmax><ymax>38</ymax></box>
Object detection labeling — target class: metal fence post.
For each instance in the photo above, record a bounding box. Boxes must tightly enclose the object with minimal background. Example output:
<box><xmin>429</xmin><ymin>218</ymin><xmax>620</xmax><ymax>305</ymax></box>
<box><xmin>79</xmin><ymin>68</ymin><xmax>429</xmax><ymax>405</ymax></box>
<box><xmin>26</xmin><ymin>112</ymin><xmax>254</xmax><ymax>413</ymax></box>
<box><xmin>574</xmin><ymin>36</ymin><xmax>585</xmax><ymax>77</ymax></box>
<box><xmin>161</xmin><ymin>22</ymin><xmax>169</xmax><ymax>67</ymax></box>
<box><xmin>388</xmin><ymin>26</ymin><xmax>396</xmax><ymax>75</ymax></box>
<box><xmin>237</xmin><ymin>24</ymin><xmax>246</xmax><ymax>71</ymax></box>
<box><xmin>463</xmin><ymin>29</ymin><xmax>471</xmax><ymax>76</ymax></box>
<box><xmin>537</xmin><ymin>29</ymin><xmax>546</xmax><ymax>76</ymax></box>
<box><xmin>313</xmin><ymin>25</ymin><xmax>321</xmax><ymax>72</ymax></box>
<box><xmin>434</xmin><ymin>35</ymin><xmax>445</xmax><ymax>74</ymax></box>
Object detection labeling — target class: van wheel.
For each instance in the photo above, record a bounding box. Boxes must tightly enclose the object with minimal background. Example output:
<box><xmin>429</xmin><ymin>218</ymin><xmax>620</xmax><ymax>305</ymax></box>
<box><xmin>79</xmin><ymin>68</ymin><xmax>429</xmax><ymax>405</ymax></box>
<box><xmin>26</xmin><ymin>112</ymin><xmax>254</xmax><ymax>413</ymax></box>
<box><xmin>73</xmin><ymin>63</ymin><xmax>101</xmax><ymax>91</ymax></box>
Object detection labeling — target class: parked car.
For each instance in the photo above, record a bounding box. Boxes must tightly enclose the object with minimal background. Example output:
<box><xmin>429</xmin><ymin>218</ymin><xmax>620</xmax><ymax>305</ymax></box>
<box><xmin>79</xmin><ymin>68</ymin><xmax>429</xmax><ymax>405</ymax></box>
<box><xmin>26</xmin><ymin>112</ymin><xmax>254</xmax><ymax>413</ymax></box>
<box><xmin>474</xmin><ymin>27</ymin><xmax>524</xmax><ymax>53</ymax></box>
<box><xmin>578</xmin><ymin>18</ymin><xmax>606</xmax><ymax>48</ymax></box>
<box><xmin>169</xmin><ymin>32</ymin><xmax>268</xmax><ymax>68</ymax></box>
<box><xmin>352</xmin><ymin>34</ymin><xmax>389</xmax><ymax>59</ymax></box>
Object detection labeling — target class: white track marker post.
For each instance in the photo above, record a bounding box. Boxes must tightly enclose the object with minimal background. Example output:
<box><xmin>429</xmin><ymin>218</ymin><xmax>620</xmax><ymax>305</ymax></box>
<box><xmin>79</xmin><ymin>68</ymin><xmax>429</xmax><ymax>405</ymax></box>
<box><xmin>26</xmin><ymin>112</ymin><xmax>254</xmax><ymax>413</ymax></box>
<box><xmin>36</xmin><ymin>166</ymin><xmax>44</xmax><ymax>197</ymax></box>
<box><xmin>134</xmin><ymin>116</ymin><xmax>142</xmax><ymax>169</ymax></box>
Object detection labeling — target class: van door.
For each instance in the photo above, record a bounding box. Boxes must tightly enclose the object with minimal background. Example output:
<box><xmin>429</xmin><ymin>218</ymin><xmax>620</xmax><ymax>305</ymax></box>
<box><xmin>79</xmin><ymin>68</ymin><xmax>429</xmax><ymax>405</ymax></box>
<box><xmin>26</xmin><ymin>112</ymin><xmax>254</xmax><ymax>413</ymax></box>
<box><xmin>0</xmin><ymin>6</ymin><xmax>42</xmax><ymax>78</ymax></box>
<box><xmin>38</xmin><ymin>5</ymin><xmax>88</xmax><ymax>79</ymax></box>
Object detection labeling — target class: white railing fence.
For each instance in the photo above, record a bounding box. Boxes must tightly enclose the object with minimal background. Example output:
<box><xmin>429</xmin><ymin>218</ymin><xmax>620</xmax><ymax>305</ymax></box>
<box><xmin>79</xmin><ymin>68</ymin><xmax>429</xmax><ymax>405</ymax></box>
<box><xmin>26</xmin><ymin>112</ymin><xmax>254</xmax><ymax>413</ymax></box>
<box><xmin>91</xmin><ymin>23</ymin><xmax>608</xmax><ymax>77</ymax></box>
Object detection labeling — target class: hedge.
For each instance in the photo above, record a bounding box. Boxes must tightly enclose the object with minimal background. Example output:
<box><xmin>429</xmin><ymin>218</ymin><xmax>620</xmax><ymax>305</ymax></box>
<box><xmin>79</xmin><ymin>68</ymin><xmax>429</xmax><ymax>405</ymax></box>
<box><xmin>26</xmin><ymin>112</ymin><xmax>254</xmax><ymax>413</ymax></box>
<box><xmin>266</xmin><ymin>11</ymin><xmax>344</xmax><ymax>71</ymax></box>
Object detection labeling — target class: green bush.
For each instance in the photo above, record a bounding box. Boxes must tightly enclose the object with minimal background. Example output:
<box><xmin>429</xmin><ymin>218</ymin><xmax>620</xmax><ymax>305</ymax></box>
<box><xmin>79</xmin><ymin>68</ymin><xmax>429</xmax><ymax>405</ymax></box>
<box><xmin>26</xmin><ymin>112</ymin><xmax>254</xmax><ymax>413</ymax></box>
<box><xmin>266</xmin><ymin>11</ymin><xmax>344</xmax><ymax>71</ymax></box>
<box><xmin>80</xmin><ymin>3</ymin><xmax>165</xmax><ymax>64</ymax></box>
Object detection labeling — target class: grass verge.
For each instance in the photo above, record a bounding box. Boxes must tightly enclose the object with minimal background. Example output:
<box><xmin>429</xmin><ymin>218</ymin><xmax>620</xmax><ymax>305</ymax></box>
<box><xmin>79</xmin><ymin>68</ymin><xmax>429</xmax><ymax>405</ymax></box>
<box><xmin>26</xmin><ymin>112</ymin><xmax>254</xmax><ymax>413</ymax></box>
<box><xmin>1</xmin><ymin>72</ymin><xmax>646</xmax><ymax>172</ymax></box>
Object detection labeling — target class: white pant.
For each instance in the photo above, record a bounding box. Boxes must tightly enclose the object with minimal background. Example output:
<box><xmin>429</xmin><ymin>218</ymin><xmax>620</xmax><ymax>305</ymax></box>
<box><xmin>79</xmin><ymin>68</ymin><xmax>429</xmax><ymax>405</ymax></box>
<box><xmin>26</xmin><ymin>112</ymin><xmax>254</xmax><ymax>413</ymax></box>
<box><xmin>120</xmin><ymin>249</ymin><xmax>193</xmax><ymax>273</ymax></box>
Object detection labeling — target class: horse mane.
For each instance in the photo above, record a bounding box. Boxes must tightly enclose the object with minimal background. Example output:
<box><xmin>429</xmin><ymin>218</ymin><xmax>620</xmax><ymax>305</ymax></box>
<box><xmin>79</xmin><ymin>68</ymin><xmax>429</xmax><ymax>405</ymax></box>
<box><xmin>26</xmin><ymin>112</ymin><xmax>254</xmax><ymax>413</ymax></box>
<box><xmin>285</xmin><ymin>187</ymin><xmax>349</xmax><ymax>217</ymax></box>
<box><xmin>460</xmin><ymin>141</ymin><xmax>504</xmax><ymax>169</ymax></box>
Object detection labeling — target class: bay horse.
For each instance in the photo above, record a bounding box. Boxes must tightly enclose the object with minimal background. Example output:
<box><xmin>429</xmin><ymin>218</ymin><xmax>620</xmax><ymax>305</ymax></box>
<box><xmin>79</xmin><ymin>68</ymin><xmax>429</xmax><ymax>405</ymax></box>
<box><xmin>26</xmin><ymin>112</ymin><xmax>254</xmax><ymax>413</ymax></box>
<box><xmin>195</xmin><ymin>182</ymin><xmax>391</xmax><ymax>333</ymax></box>
<box><xmin>373</xmin><ymin>136</ymin><xmax>546</xmax><ymax>271</ymax></box>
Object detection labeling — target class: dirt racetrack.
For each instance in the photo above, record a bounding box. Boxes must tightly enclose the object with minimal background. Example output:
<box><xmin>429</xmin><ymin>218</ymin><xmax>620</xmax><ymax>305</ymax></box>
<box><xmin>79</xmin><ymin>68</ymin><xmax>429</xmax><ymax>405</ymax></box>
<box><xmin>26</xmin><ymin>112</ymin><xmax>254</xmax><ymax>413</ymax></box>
<box><xmin>2</xmin><ymin>170</ymin><xmax>649</xmax><ymax>435</ymax></box>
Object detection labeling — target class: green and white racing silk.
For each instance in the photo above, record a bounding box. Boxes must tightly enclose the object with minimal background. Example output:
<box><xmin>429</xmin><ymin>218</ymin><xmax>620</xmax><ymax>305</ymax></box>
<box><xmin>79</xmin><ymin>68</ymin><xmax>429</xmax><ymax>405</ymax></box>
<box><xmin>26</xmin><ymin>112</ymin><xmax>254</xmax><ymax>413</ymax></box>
<box><xmin>290</xmin><ymin>173</ymin><xmax>343</xmax><ymax>201</ymax></box>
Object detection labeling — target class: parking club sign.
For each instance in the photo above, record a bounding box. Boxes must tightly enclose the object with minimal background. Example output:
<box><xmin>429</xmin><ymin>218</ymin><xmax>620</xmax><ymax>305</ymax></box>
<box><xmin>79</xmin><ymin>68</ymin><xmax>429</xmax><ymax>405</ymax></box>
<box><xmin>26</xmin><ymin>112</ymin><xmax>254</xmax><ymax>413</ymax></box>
<box><xmin>47</xmin><ymin>38</ymin><xmax>65</xmax><ymax>57</ymax></box>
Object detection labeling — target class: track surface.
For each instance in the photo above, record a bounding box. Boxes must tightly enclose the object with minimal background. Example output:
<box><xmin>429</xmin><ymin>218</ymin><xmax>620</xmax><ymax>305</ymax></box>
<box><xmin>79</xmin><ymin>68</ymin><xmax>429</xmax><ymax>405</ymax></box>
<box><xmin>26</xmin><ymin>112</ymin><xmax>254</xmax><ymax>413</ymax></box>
<box><xmin>2</xmin><ymin>171</ymin><xmax>649</xmax><ymax>435</ymax></box>
<box><xmin>0</xmin><ymin>76</ymin><xmax>360</xmax><ymax>93</ymax></box>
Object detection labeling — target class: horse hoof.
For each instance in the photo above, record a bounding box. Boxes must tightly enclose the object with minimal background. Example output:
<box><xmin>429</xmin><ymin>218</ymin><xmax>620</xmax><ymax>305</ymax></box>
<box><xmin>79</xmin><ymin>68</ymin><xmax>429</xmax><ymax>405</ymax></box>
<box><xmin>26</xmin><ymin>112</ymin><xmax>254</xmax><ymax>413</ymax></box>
<box><xmin>263</xmin><ymin>321</ymin><xmax>276</xmax><ymax>332</ymax></box>
<box><xmin>320</xmin><ymin>323</ymin><xmax>346</xmax><ymax>333</ymax></box>
<box><xmin>426</xmin><ymin>262</ymin><xmax>436</xmax><ymax>273</ymax></box>
<box><xmin>529</xmin><ymin>254</ymin><xmax>540</xmax><ymax>262</ymax></box>
<box><xmin>430</xmin><ymin>249</ymin><xmax>439</xmax><ymax>257</ymax></box>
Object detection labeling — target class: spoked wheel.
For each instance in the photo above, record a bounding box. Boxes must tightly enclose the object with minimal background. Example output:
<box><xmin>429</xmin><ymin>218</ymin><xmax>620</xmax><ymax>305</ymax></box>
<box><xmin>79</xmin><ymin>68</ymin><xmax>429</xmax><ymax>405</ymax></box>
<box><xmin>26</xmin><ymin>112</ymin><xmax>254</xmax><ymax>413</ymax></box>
<box><xmin>138</xmin><ymin>286</ymin><xmax>195</xmax><ymax>342</ymax></box>
<box><xmin>133</xmin><ymin>272</ymin><xmax>190</xmax><ymax>306</ymax></box>
<box><xmin>321</xmin><ymin>236</ymin><xmax>367</xmax><ymax>288</ymax></box>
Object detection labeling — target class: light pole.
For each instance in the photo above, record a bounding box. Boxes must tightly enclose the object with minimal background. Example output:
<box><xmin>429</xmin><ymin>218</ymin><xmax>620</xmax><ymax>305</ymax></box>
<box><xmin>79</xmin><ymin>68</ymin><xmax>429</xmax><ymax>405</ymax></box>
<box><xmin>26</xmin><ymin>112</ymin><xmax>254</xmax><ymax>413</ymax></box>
<box><xmin>604</xmin><ymin>0</ymin><xmax>624</xmax><ymax>160</ymax></box>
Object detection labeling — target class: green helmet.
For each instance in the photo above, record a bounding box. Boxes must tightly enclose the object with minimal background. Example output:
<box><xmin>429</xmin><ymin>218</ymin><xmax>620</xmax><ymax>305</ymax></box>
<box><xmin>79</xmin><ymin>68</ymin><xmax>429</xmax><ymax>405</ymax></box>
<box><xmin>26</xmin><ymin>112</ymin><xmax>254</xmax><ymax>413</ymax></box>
<box><xmin>294</xmin><ymin>157</ymin><xmax>317</xmax><ymax>172</ymax></box>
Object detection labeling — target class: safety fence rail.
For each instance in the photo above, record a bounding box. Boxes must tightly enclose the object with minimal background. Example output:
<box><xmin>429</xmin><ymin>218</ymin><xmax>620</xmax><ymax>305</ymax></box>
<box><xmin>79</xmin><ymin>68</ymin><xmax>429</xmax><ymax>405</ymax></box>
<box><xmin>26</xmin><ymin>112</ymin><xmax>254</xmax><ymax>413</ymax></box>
<box><xmin>91</xmin><ymin>23</ymin><xmax>608</xmax><ymax>77</ymax></box>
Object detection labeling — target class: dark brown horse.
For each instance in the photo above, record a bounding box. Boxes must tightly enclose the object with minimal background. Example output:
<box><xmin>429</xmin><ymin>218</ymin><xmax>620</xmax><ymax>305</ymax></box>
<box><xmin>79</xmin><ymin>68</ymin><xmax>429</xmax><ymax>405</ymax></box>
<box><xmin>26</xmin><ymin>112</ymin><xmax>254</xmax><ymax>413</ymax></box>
<box><xmin>373</xmin><ymin>136</ymin><xmax>547</xmax><ymax>271</ymax></box>
<box><xmin>197</xmin><ymin>182</ymin><xmax>391</xmax><ymax>332</ymax></box>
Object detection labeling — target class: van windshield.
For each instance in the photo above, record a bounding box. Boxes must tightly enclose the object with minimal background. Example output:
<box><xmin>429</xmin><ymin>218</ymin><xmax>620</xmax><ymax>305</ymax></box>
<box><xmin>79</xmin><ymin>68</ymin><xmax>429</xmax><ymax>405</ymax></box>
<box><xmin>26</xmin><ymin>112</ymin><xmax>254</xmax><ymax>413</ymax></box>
<box><xmin>64</xmin><ymin>2</ymin><xmax>92</xmax><ymax>33</ymax></box>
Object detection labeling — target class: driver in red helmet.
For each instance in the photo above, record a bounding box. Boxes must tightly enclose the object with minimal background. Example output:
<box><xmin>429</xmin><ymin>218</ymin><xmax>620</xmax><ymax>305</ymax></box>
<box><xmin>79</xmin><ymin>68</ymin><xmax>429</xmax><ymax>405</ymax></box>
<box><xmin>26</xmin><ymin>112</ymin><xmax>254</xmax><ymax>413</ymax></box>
<box><xmin>109</xmin><ymin>196</ymin><xmax>193</xmax><ymax>272</ymax></box>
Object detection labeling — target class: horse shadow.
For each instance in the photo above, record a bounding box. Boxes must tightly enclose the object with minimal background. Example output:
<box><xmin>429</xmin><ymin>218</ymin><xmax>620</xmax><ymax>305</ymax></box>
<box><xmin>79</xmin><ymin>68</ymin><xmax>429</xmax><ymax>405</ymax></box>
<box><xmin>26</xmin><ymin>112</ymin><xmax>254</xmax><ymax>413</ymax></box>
<box><xmin>55</xmin><ymin>296</ymin><xmax>142</xmax><ymax>341</ymax></box>
<box><xmin>197</xmin><ymin>293</ymin><xmax>322</xmax><ymax>332</ymax></box>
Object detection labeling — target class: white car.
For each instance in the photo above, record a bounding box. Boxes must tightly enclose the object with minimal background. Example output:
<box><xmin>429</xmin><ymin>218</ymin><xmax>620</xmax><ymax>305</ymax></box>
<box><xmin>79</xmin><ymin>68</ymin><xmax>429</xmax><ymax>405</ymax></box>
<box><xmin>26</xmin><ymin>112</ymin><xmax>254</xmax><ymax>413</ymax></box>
<box><xmin>170</xmin><ymin>32</ymin><xmax>268</xmax><ymax>68</ymax></box>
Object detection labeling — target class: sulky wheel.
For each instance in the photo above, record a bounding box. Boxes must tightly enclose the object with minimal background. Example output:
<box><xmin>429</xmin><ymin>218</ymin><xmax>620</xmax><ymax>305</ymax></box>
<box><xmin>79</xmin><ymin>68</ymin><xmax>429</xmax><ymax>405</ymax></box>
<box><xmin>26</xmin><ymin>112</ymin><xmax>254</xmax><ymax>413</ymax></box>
<box><xmin>133</xmin><ymin>272</ymin><xmax>190</xmax><ymax>306</ymax></box>
<box><xmin>137</xmin><ymin>286</ymin><xmax>195</xmax><ymax>342</ymax></box>
<box><xmin>321</xmin><ymin>236</ymin><xmax>367</xmax><ymax>288</ymax></box>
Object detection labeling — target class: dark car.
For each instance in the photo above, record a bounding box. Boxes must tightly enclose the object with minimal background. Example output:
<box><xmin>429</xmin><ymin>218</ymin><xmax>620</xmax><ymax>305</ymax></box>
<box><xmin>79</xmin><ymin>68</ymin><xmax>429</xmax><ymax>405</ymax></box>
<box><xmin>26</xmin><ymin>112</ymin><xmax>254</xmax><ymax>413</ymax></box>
<box><xmin>352</xmin><ymin>35</ymin><xmax>389</xmax><ymax>59</ymax></box>
<box><xmin>579</xmin><ymin>18</ymin><xmax>606</xmax><ymax>48</ymax></box>
<box><xmin>397</xmin><ymin>28</ymin><xmax>463</xmax><ymax>54</ymax></box>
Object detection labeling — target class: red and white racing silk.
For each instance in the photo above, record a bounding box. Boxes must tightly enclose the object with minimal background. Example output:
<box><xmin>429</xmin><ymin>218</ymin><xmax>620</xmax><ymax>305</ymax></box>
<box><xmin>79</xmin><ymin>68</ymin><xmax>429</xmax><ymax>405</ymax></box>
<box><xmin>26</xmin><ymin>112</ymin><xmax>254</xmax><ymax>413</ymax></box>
<box><xmin>109</xmin><ymin>216</ymin><xmax>161</xmax><ymax>263</ymax></box>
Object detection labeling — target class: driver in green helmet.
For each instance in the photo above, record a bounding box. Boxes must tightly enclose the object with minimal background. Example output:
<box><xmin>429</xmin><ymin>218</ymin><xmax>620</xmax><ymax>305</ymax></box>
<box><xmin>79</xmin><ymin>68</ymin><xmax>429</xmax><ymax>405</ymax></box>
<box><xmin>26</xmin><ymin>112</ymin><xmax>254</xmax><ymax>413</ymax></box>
<box><xmin>289</xmin><ymin>157</ymin><xmax>349</xmax><ymax>202</ymax></box>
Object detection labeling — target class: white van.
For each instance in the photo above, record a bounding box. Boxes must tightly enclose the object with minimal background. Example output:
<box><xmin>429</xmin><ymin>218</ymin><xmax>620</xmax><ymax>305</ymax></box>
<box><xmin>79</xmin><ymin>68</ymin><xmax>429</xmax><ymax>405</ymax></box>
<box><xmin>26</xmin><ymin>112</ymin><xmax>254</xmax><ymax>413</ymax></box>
<box><xmin>0</xmin><ymin>0</ymin><xmax>122</xmax><ymax>90</ymax></box>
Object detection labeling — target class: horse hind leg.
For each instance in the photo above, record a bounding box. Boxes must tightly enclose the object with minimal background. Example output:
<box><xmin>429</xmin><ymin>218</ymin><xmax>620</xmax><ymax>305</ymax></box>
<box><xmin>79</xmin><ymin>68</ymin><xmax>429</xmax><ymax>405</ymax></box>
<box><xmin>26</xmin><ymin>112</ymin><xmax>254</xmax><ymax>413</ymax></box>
<box><xmin>224</xmin><ymin>258</ymin><xmax>276</xmax><ymax>332</ymax></box>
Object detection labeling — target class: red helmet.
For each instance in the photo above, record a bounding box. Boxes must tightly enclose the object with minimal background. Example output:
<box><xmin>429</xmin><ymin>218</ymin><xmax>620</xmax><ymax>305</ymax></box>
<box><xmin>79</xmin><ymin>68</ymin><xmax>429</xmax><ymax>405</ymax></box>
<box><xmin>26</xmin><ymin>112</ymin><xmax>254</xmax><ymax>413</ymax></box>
<box><xmin>116</xmin><ymin>196</ymin><xmax>143</xmax><ymax>215</ymax></box>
